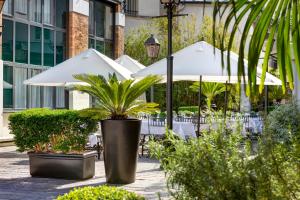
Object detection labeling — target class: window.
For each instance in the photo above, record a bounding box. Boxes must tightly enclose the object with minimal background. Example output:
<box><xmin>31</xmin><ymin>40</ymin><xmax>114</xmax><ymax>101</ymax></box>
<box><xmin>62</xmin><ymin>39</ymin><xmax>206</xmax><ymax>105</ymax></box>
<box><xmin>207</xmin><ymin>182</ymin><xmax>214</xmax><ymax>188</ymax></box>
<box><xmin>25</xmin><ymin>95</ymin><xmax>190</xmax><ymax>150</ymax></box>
<box><xmin>89</xmin><ymin>0</ymin><xmax>115</xmax><ymax>58</ymax></box>
<box><xmin>43</xmin><ymin>28</ymin><xmax>54</xmax><ymax>66</ymax></box>
<box><xmin>30</xmin><ymin>0</ymin><xmax>42</xmax><ymax>23</ymax></box>
<box><xmin>3</xmin><ymin>65</ymin><xmax>13</xmax><ymax>108</ymax></box>
<box><xmin>96</xmin><ymin>40</ymin><xmax>104</xmax><ymax>53</ymax></box>
<box><xmin>56</xmin><ymin>88</ymin><xmax>65</xmax><ymax>108</ymax></box>
<box><xmin>30</xmin><ymin>26</ymin><xmax>42</xmax><ymax>65</ymax></box>
<box><xmin>124</xmin><ymin>0</ymin><xmax>138</xmax><ymax>16</ymax></box>
<box><xmin>89</xmin><ymin>1</ymin><xmax>94</xmax><ymax>34</ymax></box>
<box><xmin>105</xmin><ymin>41</ymin><xmax>113</xmax><ymax>58</ymax></box>
<box><xmin>55</xmin><ymin>0</ymin><xmax>68</xmax><ymax>28</ymax></box>
<box><xmin>43</xmin><ymin>0</ymin><xmax>54</xmax><ymax>25</ymax></box>
<box><xmin>56</xmin><ymin>31</ymin><xmax>66</xmax><ymax>64</ymax></box>
<box><xmin>14</xmin><ymin>67</ymin><xmax>27</xmax><ymax>109</ymax></box>
<box><xmin>95</xmin><ymin>1</ymin><xmax>105</xmax><ymax>37</ymax></box>
<box><xmin>27</xmin><ymin>69</ymin><xmax>41</xmax><ymax>108</ymax></box>
<box><xmin>15</xmin><ymin>0</ymin><xmax>28</xmax><ymax>19</ymax></box>
<box><xmin>2</xmin><ymin>19</ymin><xmax>13</xmax><ymax>61</ymax></box>
<box><xmin>89</xmin><ymin>38</ymin><xmax>95</xmax><ymax>49</ymax></box>
<box><xmin>43</xmin><ymin>86</ymin><xmax>54</xmax><ymax>108</ymax></box>
<box><xmin>15</xmin><ymin>22</ymin><xmax>29</xmax><ymax>64</ymax></box>
<box><xmin>105</xmin><ymin>6</ymin><xmax>113</xmax><ymax>40</ymax></box>
<box><xmin>3</xmin><ymin>0</ymin><xmax>13</xmax><ymax>15</ymax></box>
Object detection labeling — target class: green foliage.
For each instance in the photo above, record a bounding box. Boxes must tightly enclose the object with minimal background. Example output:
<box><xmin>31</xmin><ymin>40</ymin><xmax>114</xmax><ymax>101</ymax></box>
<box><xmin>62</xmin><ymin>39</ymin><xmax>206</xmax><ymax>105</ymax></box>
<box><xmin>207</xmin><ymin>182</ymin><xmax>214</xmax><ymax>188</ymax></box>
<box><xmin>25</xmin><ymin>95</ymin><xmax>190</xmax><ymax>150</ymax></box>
<box><xmin>150</xmin><ymin>104</ymin><xmax>300</xmax><ymax>199</ymax></box>
<box><xmin>56</xmin><ymin>186</ymin><xmax>145</xmax><ymax>200</ymax></box>
<box><xmin>190</xmin><ymin>82</ymin><xmax>226</xmax><ymax>109</ymax></box>
<box><xmin>73</xmin><ymin>74</ymin><xmax>161</xmax><ymax>120</ymax></box>
<box><xmin>213</xmin><ymin>1</ymin><xmax>297</xmax><ymax>93</ymax></box>
<box><xmin>178</xmin><ymin>106</ymin><xmax>198</xmax><ymax>113</ymax></box>
<box><xmin>9</xmin><ymin>109</ymin><xmax>98</xmax><ymax>153</ymax></box>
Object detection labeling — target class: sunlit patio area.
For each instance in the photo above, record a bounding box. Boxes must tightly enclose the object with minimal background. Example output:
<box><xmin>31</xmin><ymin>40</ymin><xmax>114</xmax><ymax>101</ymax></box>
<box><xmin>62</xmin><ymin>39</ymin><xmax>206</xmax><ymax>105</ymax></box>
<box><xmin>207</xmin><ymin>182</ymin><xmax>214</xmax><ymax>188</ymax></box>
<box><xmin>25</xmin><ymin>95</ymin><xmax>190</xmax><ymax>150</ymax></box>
<box><xmin>0</xmin><ymin>146</ymin><xmax>168</xmax><ymax>200</ymax></box>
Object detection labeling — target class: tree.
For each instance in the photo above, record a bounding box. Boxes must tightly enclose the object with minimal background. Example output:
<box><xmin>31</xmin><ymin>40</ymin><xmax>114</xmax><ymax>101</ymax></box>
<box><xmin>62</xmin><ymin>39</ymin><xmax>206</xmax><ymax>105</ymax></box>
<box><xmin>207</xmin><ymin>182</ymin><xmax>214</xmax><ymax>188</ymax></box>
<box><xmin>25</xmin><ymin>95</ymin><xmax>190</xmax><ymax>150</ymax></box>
<box><xmin>190</xmin><ymin>82</ymin><xmax>226</xmax><ymax>110</ymax></box>
<box><xmin>213</xmin><ymin>1</ymin><xmax>299</xmax><ymax>94</ymax></box>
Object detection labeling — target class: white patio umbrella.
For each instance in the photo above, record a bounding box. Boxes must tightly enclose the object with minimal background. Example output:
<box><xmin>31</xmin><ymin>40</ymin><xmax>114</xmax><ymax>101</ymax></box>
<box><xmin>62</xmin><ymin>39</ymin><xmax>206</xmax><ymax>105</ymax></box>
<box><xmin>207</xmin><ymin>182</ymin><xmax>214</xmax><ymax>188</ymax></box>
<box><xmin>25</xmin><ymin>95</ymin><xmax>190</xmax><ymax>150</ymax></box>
<box><xmin>115</xmin><ymin>55</ymin><xmax>145</xmax><ymax>73</ymax></box>
<box><xmin>132</xmin><ymin>41</ymin><xmax>282</xmax><ymax>133</ymax></box>
<box><xmin>115</xmin><ymin>55</ymin><xmax>147</xmax><ymax>101</ymax></box>
<box><xmin>24</xmin><ymin>49</ymin><xmax>132</xmax><ymax>86</ymax></box>
<box><xmin>132</xmin><ymin>41</ymin><xmax>281</xmax><ymax>85</ymax></box>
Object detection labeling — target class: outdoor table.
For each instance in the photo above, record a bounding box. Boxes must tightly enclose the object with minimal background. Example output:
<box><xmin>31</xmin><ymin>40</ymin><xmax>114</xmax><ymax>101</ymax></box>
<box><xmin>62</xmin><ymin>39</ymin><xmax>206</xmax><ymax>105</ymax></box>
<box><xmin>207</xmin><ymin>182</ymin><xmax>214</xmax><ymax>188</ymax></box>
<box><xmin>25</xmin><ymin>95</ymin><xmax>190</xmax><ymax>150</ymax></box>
<box><xmin>140</xmin><ymin>120</ymin><xmax>196</xmax><ymax>139</ymax></box>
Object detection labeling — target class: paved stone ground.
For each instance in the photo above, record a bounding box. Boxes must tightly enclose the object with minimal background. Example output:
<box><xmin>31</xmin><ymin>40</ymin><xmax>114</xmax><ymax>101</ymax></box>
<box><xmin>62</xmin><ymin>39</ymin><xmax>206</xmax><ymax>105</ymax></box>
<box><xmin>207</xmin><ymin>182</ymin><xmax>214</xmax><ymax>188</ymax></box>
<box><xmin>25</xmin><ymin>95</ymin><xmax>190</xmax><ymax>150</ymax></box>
<box><xmin>0</xmin><ymin>146</ymin><xmax>169</xmax><ymax>200</ymax></box>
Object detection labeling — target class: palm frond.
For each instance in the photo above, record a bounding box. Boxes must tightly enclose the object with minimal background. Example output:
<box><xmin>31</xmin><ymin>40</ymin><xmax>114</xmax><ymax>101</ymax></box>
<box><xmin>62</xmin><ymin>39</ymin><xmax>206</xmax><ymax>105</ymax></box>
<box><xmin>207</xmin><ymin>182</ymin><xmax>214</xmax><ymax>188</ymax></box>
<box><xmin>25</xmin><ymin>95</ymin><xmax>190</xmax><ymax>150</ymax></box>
<box><xmin>214</xmin><ymin>0</ymin><xmax>299</xmax><ymax>93</ymax></box>
<box><xmin>73</xmin><ymin>74</ymin><xmax>161</xmax><ymax>119</ymax></box>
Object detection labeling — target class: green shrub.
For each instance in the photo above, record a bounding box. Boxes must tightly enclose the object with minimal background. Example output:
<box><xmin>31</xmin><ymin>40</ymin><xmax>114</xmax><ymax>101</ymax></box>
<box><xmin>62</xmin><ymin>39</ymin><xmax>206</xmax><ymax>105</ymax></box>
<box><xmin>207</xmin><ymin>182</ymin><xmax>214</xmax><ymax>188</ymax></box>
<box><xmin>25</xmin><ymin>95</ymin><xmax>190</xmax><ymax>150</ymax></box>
<box><xmin>150</xmin><ymin>104</ymin><xmax>300</xmax><ymax>199</ymax></box>
<box><xmin>178</xmin><ymin>106</ymin><xmax>198</xmax><ymax>113</ymax></box>
<box><xmin>9</xmin><ymin>108</ymin><xmax>98</xmax><ymax>153</ymax></box>
<box><xmin>56</xmin><ymin>186</ymin><xmax>145</xmax><ymax>200</ymax></box>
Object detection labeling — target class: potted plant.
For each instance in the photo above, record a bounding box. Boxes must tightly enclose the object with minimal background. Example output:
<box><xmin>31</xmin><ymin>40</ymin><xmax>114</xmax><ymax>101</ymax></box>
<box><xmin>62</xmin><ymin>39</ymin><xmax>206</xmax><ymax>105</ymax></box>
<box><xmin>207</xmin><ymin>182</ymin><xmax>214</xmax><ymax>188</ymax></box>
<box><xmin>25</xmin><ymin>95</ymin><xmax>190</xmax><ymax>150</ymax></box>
<box><xmin>74</xmin><ymin>74</ymin><xmax>161</xmax><ymax>184</ymax></box>
<box><xmin>9</xmin><ymin>109</ymin><xmax>99</xmax><ymax>180</ymax></box>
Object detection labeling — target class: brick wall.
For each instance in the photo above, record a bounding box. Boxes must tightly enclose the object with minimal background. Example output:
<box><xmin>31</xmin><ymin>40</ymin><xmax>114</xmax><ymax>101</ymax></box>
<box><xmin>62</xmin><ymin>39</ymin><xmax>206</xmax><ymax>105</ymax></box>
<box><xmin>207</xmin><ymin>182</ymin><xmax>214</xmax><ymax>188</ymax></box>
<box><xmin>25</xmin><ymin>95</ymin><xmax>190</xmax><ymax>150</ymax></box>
<box><xmin>114</xmin><ymin>4</ymin><xmax>124</xmax><ymax>58</ymax></box>
<box><xmin>67</xmin><ymin>12</ymin><xmax>89</xmax><ymax>58</ymax></box>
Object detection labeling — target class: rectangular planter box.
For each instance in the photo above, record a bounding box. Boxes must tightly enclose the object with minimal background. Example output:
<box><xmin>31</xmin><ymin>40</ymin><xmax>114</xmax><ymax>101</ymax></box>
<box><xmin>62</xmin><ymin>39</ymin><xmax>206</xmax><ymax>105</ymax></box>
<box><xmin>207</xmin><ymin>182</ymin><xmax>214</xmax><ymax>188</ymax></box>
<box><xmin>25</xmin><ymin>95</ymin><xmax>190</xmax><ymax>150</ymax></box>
<box><xmin>28</xmin><ymin>151</ymin><xmax>97</xmax><ymax>180</ymax></box>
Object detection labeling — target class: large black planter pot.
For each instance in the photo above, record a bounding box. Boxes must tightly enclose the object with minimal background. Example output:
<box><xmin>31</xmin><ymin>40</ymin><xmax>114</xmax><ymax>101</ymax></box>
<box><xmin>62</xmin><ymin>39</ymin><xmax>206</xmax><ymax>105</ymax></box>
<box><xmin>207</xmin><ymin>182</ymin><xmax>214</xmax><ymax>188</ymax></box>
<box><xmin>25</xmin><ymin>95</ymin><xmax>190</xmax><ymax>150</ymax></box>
<box><xmin>28</xmin><ymin>151</ymin><xmax>97</xmax><ymax>180</ymax></box>
<box><xmin>101</xmin><ymin>119</ymin><xmax>141</xmax><ymax>184</ymax></box>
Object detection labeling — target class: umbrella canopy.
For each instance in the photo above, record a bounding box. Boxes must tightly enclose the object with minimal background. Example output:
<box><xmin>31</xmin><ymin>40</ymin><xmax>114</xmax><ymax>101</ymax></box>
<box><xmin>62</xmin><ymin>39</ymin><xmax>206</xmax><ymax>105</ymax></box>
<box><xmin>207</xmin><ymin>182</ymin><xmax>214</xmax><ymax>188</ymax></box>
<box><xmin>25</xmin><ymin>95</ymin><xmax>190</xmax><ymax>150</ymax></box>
<box><xmin>24</xmin><ymin>49</ymin><xmax>132</xmax><ymax>86</ymax></box>
<box><xmin>132</xmin><ymin>41</ymin><xmax>281</xmax><ymax>86</ymax></box>
<box><xmin>3</xmin><ymin>81</ymin><xmax>13</xmax><ymax>89</ymax></box>
<box><xmin>115</xmin><ymin>55</ymin><xmax>145</xmax><ymax>73</ymax></box>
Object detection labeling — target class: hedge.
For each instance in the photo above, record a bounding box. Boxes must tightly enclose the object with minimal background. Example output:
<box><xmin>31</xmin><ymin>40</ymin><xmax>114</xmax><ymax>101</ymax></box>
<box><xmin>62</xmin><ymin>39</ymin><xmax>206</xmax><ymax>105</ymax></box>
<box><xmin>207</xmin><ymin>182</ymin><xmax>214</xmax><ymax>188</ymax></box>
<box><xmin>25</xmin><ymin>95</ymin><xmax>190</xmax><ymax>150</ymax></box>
<box><xmin>178</xmin><ymin>106</ymin><xmax>198</xmax><ymax>113</ymax></box>
<box><xmin>56</xmin><ymin>186</ymin><xmax>145</xmax><ymax>200</ymax></box>
<box><xmin>9</xmin><ymin>108</ymin><xmax>98</xmax><ymax>153</ymax></box>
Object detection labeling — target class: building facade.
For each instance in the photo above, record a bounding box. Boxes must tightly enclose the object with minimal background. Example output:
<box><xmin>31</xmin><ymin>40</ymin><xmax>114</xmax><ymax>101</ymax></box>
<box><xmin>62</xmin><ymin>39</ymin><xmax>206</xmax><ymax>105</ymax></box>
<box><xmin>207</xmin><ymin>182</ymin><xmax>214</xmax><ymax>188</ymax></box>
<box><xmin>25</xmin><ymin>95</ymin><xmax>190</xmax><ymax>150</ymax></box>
<box><xmin>0</xmin><ymin>0</ymin><xmax>125</xmax><ymax>139</ymax></box>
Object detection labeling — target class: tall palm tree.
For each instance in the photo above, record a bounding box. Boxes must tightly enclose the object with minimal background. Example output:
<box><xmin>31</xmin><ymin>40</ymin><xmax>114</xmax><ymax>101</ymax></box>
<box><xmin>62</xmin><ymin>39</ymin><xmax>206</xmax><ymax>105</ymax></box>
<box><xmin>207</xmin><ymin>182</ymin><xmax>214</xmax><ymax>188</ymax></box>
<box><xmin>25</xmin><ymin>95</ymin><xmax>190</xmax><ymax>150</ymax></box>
<box><xmin>190</xmin><ymin>82</ymin><xmax>226</xmax><ymax>109</ymax></box>
<box><xmin>213</xmin><ymin>0</ymin><xmax>299</xmax><ymax>93</ymax></box>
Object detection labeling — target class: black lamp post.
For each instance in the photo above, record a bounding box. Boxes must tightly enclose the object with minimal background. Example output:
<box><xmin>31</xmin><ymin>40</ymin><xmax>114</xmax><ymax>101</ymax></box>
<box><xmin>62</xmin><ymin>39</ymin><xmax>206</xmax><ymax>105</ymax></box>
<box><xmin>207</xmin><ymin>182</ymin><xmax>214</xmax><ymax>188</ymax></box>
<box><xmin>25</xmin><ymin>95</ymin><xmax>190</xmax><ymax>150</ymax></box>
<box><xmin>160</xmin><ymin>0</ymin><xmax>180</xmax><ymax>129</ymax></box>
<box><xmin>145</xmin><ymin>34</ymin><xmax>160</xmax><ymax>102</ymax></box>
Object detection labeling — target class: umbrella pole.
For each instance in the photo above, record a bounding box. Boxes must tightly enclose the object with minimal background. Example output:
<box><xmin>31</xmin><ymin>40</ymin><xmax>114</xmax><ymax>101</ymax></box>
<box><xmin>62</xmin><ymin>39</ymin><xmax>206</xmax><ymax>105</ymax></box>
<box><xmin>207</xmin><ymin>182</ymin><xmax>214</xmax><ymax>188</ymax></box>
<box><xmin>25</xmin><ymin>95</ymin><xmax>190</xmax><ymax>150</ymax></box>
<box><xmin>197</xmin><ymin>76</ymin><xmax>202</xmax><ymax>136</ymax></box>
<box><xmin>224</xmin><ymin>81</ymin><xmax>228</xmax><ymax>118</ymax></box>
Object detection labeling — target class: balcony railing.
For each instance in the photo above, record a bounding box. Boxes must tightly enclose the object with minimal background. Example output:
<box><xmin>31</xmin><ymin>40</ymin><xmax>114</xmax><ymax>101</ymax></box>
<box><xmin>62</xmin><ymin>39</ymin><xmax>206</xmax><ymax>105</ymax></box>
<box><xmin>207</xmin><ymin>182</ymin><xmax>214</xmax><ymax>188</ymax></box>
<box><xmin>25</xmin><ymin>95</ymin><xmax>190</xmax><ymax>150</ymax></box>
<box><xmin>124</xmin><ymin>0</ymin><xmax>138</xmax><ymax>16</ymax></box>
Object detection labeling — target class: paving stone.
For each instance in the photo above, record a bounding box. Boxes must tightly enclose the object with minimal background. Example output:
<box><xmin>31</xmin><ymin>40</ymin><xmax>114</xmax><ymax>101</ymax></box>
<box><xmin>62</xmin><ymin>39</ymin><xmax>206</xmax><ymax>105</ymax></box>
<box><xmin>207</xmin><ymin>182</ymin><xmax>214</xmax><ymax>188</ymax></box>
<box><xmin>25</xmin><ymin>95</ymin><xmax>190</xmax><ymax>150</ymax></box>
<box><xmin>0</xmin><ymin>146</ymin><xmax>169</xmax><ymax>200</ymax></box>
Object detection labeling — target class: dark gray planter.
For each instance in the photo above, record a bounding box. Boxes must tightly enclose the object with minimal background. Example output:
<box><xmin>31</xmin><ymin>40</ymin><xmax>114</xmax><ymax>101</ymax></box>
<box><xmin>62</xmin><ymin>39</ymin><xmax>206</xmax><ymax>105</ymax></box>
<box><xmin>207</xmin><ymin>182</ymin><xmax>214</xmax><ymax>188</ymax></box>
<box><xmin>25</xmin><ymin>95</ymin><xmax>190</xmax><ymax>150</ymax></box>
<box><xmin>28</xmin><ymin>151</ymin><xmax>97</xmax><ymax>180</ymax></box>
<box><xmin>101</xmin><ymin>119</ymin><xmax>141</xmax><ymax>184</ymax></box>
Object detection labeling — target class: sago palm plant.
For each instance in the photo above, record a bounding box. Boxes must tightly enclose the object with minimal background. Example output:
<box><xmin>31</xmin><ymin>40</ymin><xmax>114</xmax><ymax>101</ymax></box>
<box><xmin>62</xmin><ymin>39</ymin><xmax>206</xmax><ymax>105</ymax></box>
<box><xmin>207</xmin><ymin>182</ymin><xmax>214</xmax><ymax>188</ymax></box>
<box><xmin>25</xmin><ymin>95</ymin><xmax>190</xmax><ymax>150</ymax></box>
<box><xmin>213</xmin><ymin>0</ymin><xmax>300</xmax><ymax>93</ymax></box>
<box><xmin>190</xmin><ymin>82</ymin><xmax>226</xmax><ymax>109</ymax></box>
<box><xmin>73</xmin><ymin>74</ymin><xmax>161</xmax><ymax>120</ymax></box>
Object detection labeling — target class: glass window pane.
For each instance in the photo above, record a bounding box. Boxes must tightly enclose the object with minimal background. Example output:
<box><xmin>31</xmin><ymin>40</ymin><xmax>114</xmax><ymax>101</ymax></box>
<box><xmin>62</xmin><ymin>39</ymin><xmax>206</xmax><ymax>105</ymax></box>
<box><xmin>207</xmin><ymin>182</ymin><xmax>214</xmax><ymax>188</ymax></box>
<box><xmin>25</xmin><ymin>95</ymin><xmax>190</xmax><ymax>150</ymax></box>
<box><xmin>3</xmin><ymin>0</ymin><xmax>13</xmax><ymax>15</ymax></box>
<box><xmin>30</xmin><ymin>26</ymin><xmax>42</xmax><ymax>65</ymax></box>
<box><xmin>56</xmin><ymin>31</ymin><xmax>66</xmax><ymax>64</ymax></box>
<box><xmin>43</xmin><ymin>86</ymin><xmax>53</xmax><ymax>108</ymax></box>
<box><xmin>105</xmin><ymin>5</ymin><xmax>113</xmax><ymax>40</ymax></box>
<box><xmin>44</xmin><ymin>28</ymin><xmax>54</xmax><ymax>66</ymax></box>
<box><xmin>15</xmin><ymin>0</ymin><xmax>28</xmax><ymax>19</ymax></box>
<box><xmin>28</xmin><ymin>69</ymin><xmax>41</xmax><ymax>108</ymax></box>
<box><xmin>95</xmin><ymin>1</ymin><xmax>105</xmax><ymax>37</ymax></box>
<box><xmin>89</xmin><ymin>1</ymin><xmax>94</xmax><ymax>34</ymax></box>
<box><xmin>89</xmin><ymin>38</ymin><xmax>95</xmax><ymax>49</ymax></box>
<box><xmin>3</xmin><ymin>65</ymin><xmax>13</xmax><ymax>108</ymax></box>
<box><xmin>43</xmin><ymin>0</ymin><xmax>54</xmax><ymax>25</ymax></box>
<box><xmin>30</xmin><ymin>0</ymin><xmax>42</xmax><ymax>23</ymax></box>
<box><xmin>2</xmin><ymin>19</ymin><xmax>13</xmax><ymax>61</ymax></box>
<box><xmin>96</xmin><ymin>40</ymin><xmax>104</xmax><ymax>53</ymax></box>
<box><xmin>56</xmin><ymin>87</ymin><xmax>65</xmax><ymax>108</ymax></box>
<box><xmin>105</xmin><ymin>41</ymin><xmax>113</xmax><ymax>58</ymax></box>
<box><xmin>14</xmin><ymin>67</ymin><xmax>27</xmax><ymax>109</ymax></box>
<box><xmin>55</xmin><ymin>0</ymin><xmax>68</xmax><ymax>28</ymax></box>
<box><xmin>15</xmin><ymin>22</ymin><xmax>29</xmax><ymax>64</ymax></box>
